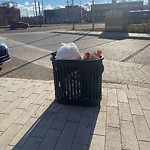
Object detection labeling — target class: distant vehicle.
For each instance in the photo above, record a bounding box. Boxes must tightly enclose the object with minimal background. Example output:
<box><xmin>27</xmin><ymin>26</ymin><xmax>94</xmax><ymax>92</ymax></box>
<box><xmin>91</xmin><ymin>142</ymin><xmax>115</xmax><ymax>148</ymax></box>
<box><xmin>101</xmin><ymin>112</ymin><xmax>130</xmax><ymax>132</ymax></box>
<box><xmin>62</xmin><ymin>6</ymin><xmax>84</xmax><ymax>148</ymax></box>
<box><xmin>0</xmin><ymin>42</ymin><xmax>10</xmax><ymax>65</ymax></box>
<box><xmin>10</xmin><ymin>22</ymin><xmax>30</xmax><ymax>30</ymax></box>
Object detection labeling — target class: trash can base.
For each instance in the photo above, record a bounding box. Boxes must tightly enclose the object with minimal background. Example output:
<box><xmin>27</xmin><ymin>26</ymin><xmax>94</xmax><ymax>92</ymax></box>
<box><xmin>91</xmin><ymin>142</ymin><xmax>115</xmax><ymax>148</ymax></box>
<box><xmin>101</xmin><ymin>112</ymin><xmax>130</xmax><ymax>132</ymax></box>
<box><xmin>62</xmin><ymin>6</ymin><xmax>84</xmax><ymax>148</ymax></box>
<box><xmin>55</xmin><ymin>98</ymin><xmax>101</xmax><ymax>107</ymax></box>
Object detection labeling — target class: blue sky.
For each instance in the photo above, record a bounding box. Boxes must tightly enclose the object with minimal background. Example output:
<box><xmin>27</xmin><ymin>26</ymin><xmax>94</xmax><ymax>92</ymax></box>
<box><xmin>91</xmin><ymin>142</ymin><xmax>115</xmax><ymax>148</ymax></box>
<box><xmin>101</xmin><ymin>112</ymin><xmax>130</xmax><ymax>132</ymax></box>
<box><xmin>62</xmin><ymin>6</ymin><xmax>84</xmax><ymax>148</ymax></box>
<box><xmin>0</xmin><ymin>0</ymin><xmax>148</xmax><ymax>16</ymax></box>
<box><xmin>0</xmin><ymin>0</ymin><xmax>110</xmax><ymax>16</ymax></box>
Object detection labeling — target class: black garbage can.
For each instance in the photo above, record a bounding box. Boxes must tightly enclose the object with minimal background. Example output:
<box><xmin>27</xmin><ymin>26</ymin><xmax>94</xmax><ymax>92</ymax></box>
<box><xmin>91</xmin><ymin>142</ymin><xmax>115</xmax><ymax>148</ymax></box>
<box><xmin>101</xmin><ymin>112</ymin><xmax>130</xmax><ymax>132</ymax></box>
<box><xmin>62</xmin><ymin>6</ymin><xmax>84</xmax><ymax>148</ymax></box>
<box><xmin>50</xmin><ymin>53</ymin><xmax>104</xmax><ymax>106</ymax></box>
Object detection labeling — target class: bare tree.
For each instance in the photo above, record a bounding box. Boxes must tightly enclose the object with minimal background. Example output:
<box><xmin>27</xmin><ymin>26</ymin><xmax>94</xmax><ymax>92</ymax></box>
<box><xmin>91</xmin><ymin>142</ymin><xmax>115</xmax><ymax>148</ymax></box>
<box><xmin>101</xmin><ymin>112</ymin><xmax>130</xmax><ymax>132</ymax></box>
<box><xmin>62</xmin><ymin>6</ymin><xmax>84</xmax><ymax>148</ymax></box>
<box><xmin>0</xmin><ymin>0</ymin><xmax>20</xmax><ymax>24</ymax></box>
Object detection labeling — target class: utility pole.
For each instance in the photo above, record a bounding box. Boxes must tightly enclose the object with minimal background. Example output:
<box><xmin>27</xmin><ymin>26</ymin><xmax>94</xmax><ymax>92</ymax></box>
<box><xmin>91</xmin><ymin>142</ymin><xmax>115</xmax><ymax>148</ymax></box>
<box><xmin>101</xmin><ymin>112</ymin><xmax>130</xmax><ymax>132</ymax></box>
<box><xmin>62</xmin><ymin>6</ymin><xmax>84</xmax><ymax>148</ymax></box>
<box><xmin>38</xmin><ymin>1</ymin><xmax>42</xmax><ymax>27</ymax></box>
<box><xmin>34</xmin><ymin>0</ymin><xmax>38</xmax><ymax>16</ymax></box>
<box><xmin>33</xmin><ymin>4</ymin><xmax>35</xmax><ymax>17</ymax></box>
<box><xmin>80</xmin><ymin>0</ymin><xmax>82</xmax><ymax>23</ymax></box>
<box><xmin>41</xmin><ymin>0</ymin><xmax>45</xmax><ymax>25</ymax></box>
<box><xmin>26</xmin><ymin>9</ymin><xmax>29</xmax><ymax>17</ymax></box>
<box><xmin>72</xmin><ymin>0</ymin><xmax>75</xmax><ymax>30</ymax></box>
<box><xmin>38</xmin><ymin>1</ymin><xmax>41</xmax><ymax>16</ymax></box>
<box><xmin>67</xmin><ymin>0</ymin><xmax>69</xmax><ymax>23</ymax></box>
<box><xmin>92</xmin><ymin>0</ymin><xmax>95</xmax><ymax>30</ymax></box>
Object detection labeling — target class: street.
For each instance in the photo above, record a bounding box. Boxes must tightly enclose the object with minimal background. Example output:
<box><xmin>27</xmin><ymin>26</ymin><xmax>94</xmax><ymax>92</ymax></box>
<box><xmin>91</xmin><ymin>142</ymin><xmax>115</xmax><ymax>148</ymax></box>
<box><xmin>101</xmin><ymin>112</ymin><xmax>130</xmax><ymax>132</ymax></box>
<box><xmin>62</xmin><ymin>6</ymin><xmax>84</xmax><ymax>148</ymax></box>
<box><xmin>0</xmin><ymin>27</ymin><xmax>150</xmax><ymax>87</ymax></box>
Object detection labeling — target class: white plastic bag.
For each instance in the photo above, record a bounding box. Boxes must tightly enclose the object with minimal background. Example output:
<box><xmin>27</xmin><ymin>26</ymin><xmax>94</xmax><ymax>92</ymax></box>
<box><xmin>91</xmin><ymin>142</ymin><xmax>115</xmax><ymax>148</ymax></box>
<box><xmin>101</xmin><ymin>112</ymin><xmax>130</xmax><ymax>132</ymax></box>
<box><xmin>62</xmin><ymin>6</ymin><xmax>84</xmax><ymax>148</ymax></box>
<box><xmin>56</xmin><ymin>43</ymin><xmax>81</xmax><ymax>60</ymax></box>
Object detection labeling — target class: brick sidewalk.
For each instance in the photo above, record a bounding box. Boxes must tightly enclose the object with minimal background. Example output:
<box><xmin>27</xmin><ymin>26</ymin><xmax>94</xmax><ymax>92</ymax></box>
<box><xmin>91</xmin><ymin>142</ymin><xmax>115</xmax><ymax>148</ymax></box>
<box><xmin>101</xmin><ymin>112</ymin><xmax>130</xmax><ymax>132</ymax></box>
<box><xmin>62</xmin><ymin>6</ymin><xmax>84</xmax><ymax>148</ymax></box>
<box><xmin>0</xmin><ymin>78</ymin><xmax>150</xmax><ymax>150</ymax></box>
<box><xmin>103</xmin><ymin>59</ymin><xmax>150</xmax><ymax>88</ymax></box>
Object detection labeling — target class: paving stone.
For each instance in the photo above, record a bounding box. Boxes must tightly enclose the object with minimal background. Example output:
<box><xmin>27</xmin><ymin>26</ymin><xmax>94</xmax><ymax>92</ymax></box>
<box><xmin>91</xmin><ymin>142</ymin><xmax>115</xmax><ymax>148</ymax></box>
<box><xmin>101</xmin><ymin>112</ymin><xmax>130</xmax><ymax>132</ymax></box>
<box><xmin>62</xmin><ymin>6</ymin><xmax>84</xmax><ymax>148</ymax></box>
<box><xmin>55</xmin><ymin>122</ymin><xmax>78</xmax><ymax>150</ymax></box>
<box><xmin>33</xmin><ymin>83</ymin><xmax>50</xmax><ymax>94</ymax></box>
<box><xmin>119</xmin><ymin>102</ymin><xmax>132</xmax><ymax>121</ymax></box>
<box><xmin>80</xmin><ymin>114</ymin><xmax>94</xmax><ymax>127</ymax></box>
<box><xmin>117</xmin><ymin>89</ymin><xmax>128</xmax><ymax>102</ymax></box>
<box><xmin>107</xmin><ymin>89</ymin><xmax>118</xmax><ymax>106</ymax></box>
<box><xmin>0</xmin><ymin>91</ymin><xmax>14</xmax><ymax>101</ymax></box>
<box><xmin>105</xmin><ymin>127</ymin><xmax>121</xmax><ymax>150</ymax></box>
<box><xmin>46</xmin><ymin>90</ymin><xmax>55</xmax><ymax>101</ymax></box>
<box><xmin>0</xmin><ymin>108</ymin><xmax>24</xmax><ymax>132</ymax></box>
<box><xmin>0</xmin><ymin>114</ymin><xmax>8</xmax><ymax>122</ymax></box>
<box><xmin>4</xmin><ymin>145</ymin><xmax>21</xmax><ymax>150</ymax></box>
<box><xmin>100</xmin><ymin>94</ymin><xmax>107</xmax><ymax>112</ymax></box>
<box><xmin>126</xmin><ymin>90</ymin><xmax>138</xmax><ymax>99</ymax></box>
<box><xmin>9</xmin><ymin>117</ymin><xmax>38</xmax><ymax>147</ymax></box>
<box><xmin>8</xmin><ymin>81</ymin><xmax>27</xmax><ymax>92</ymax></box>
<box><xmin>50</xmin><ymin>105</ymin><xmax>72</xmax><ymax>130</ymax></box>
<box><xmin>20</xmin><ymin>85</ymin><xmax>40</xmax><ymax>98</ymax></box>
<box><xmin>133</xmin><ymin>115</ymin><xmax>150</xmax><ymax>141</ymax></box>
<box><xmin>0</xmin><ymin>82</ymin><xmax>16</xmax><ymax>95</ymax></box>
<box><xmin>74</xmin><ymin>123</ymin><xmax>91</xmax><ymax>145</ymax></box>
<box><xmin>89</xmin><ymin>135</ymin><xmax>105</xmax><ymax>150</ymax></box>
<box><xmin>146</xmin><ymin>92</ymin><xmax>150</xmax><ymax>100</ymax></box>
<box><xmin>21</xmin><ymin>82</ymin><xmax>33</xmax><ymax>90</ymax></box>
<box><xmin>92</xmin><ymin>111</ymin><xmax>106</xmax><ymax>136</ymax></box>
<box><xmin>128</xmin><ymin>98</ymin><xmax>143</xmax><ymax>115</ymax></box>
<box><xmin>47</xmin><ymin>102</ymin><xmax>62</xmax><ymax>113</ymax></box>
<box><xmin>32</xmin><ymin>90</ymin><xmax>51</xmax><ymax>105</ymax></box>
<box><xmin>17</xmin><ymin>94</ymin><xmax>39</xmax><ymax>109</ymax></box>
<box><xmin>21</xmin><ymin>137</ymin><xmax>42</xmax><ymax>150</ymax></box>
<box><xmin>38</xmin><ymin>129</ymin><xmax>61</xmax><ymax>150</ymax></box>
<box><xmin>0</xmin><ymin>124</ymin><xmax>22</xmax><ymax>150</ymax></box>
<box><xmin>43</xmin><ymin>82</ymin><xmax>54</xmax><ymax>92</ymax></box>
<box><xmin>107</xmin><ymin>106</ymin><xmax>120</xmax><ymax>128</ymax></box>
<box><xmin>31</xmin><ymin>111</ymin><xmax>57</xmax><ymax>138</ymax></box>
<box><xmin>137</xmin><ymin>95</ymin><xmax>150</xmax><ymax>110</ymax></box>
<box><xmin>0</xmin><ymin>101</ymin><xmax>11</xmax><ymax>112</ymax></box>
<box><xmin>4</xmin><ymin>88</ymin><xmax>26</xmax><ymax>102</ymax></box>
<box><xmin>1</xmin><ymin>97</ymin><xmax>26</xmax><ymax>114</ymax></box>
<box><xmin>136</xmin><ymin>90</ymin><xmax>146</xmax><ymax>96</ymax></box>
<box><xmin>14</xmin><ymin>104</ymin><xmax>39</xmax><ymax>125</ymax></box>
<box><xmin>32</xmin><ymin>99</ymin><xmax>53</xmax><ymax>118</ymax></box>
<box><xmin>143</xmin><ymin>110</ymin><xmax>150</xmax><ymax>128</ymax></box>
<box><xmin>139</xmin><ymin>141</ymin><xmax>150</xmax><ymax>150</ymax></box>
<box><xmin>82</xmin><ymin>107</ymin><xmax>98</xmax><ymax>117</ymax></box>
<box><xmin>128</xmin><ymin>85</ymin><xmax>150</xmax><ymax>92</ymax></box>
<box><xmin>102</xmin><ymin>87</ymin><xmax>108</xmax><ymax>96</ymax></box>
<box><xmin>68</xmin><ymin>106</ymin><xmax>83</xmax><ymax>123</ymax></box>
<box><xmin>71</xmin><ymin>143</ymin><xmax>88</xmax><ymax>150</ymax></box>
<box><xmin>120</xmin><ymin>120</ymin><xmax>139</xmax><ymax>150</ymax></box>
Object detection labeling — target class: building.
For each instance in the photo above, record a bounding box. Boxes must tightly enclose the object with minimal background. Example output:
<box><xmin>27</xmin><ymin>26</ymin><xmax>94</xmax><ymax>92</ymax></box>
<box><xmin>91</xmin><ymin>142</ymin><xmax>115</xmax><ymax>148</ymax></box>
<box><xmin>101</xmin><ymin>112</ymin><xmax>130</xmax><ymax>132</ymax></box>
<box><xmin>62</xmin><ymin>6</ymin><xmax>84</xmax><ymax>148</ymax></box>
<box><xmin>44</xmin><ymin>5</ymin><xmax>83</xmax><ymax>24</ymax></box>
<box><xmin>0</xmin><ymin>6</ymin><xmax>20</xmax><ymax>26</ymax></box>
<box><xmin>44</xmin><ymin>1</ymin><xmax>149</xmax><ymax>25</ymax></box>
<box><xmin>0</xmin><ymin>7</ymin><xmax>7</xmax><ymax>25</ymax></box>
<box><xmin>92</xmin><ymin>1</ymin><xmax>144</xmax><ymax>23</ymax></box>
<box><xmin>129</xmin><ymin>10</ymin><xmax>150</xmax><ymax>24</ymax></box>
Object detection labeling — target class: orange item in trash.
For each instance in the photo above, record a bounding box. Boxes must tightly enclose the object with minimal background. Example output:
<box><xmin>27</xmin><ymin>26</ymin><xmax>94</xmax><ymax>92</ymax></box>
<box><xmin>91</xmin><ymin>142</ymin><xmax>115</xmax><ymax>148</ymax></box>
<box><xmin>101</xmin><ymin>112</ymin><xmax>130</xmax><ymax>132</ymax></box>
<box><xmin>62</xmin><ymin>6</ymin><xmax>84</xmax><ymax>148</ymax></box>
<box><xmin>96</xmin><ymin>50</ymin><xmax>102</xmax><ymax>57</ymax></box>
<box><xmin>83</xmin><ymin>52</ymin><xmax>90</xmax><ymax>59</ymax></box>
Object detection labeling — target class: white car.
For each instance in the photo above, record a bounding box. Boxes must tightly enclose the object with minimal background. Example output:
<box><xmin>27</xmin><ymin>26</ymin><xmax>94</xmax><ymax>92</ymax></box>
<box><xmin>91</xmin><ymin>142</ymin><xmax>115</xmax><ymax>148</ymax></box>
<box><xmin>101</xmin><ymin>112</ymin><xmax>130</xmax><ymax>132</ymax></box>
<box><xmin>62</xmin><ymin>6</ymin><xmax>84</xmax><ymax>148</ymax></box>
<box><xmin>0</xmin><ymin>41</ymin><xmax>10</xmax><ymax>65</ymax></box>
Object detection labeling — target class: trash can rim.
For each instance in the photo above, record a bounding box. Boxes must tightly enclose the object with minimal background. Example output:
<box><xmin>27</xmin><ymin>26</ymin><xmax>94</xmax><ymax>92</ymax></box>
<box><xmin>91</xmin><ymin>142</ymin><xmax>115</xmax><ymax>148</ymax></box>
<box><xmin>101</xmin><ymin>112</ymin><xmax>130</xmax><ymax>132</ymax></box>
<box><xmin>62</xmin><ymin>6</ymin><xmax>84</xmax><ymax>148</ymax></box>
<box><xmin>50</xmin><ymin>56</ymin><xmax>104</xmax><ymax>62</ymax></box>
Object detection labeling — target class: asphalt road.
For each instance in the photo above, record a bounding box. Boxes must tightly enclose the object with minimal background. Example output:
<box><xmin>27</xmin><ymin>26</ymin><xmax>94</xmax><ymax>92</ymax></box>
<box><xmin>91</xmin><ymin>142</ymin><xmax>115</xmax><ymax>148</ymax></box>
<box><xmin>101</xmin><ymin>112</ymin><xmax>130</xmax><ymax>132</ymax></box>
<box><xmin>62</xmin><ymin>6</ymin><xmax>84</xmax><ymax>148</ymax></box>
<box><xmin>0</xmin><ymin>27</ymin><xmax>150</xmax><ymax>82</ymax></box>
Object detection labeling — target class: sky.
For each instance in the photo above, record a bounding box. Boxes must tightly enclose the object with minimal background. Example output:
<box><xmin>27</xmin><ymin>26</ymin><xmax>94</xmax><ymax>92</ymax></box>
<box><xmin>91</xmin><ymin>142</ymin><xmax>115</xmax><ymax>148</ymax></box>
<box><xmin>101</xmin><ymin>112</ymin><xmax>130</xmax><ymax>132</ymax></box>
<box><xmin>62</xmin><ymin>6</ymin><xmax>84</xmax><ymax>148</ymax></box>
<box><xmin>0</xmin><ymin>0</ymin><xmax>149</xmax><ymax>16</ymax></box>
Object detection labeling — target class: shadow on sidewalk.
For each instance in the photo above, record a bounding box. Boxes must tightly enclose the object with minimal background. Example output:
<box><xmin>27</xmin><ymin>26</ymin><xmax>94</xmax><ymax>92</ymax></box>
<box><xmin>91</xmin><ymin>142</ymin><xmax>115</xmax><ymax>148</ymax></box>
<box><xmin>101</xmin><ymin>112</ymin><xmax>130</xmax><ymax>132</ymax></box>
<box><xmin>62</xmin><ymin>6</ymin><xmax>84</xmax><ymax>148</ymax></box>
<box><xmin>99</xmin><ymin>31</ymin><xmax>150</xmax><ymax>40</ymax></box>
<box><xmin>12</xmin><ymin>100</ymin><xmax>101</xmax><ymax>150</ymax></box>
<box><xmin>99</xmin><ymin>31</ymin><xmax>129</xmax><ymax>40</ymax></box>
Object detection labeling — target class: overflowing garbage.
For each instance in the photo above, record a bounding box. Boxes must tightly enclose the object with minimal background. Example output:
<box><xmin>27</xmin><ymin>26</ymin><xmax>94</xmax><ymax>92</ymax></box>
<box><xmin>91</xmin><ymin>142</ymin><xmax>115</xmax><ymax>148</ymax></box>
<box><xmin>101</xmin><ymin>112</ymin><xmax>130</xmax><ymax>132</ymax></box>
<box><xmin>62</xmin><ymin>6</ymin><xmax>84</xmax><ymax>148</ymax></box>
<box><xmin>55</xmin><ymin>43</ymin><xmax>102</xmax><ymax>60</ymax></box>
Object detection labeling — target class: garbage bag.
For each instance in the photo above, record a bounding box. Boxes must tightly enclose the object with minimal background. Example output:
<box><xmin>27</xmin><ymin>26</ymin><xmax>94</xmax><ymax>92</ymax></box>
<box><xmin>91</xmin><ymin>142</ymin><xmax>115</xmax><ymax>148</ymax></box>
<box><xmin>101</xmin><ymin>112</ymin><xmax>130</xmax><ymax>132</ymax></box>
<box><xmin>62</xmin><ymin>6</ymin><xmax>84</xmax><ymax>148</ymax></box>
<box><xmin>56</xmin><ymin>43</ymin><xmax>81</xmax><ymax>60</ymax></box>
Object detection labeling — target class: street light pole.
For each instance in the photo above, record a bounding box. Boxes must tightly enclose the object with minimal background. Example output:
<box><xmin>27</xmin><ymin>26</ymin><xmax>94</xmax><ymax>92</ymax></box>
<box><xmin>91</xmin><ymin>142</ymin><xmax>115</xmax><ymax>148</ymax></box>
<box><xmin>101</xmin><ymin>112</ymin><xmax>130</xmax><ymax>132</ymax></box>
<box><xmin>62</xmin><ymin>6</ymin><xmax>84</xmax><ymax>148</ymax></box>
<box><xmin>41</xmin><ymin>0</ymin><xmax>45</xmax><ymax>25</ymax></box>
<box><xmin>34</xmin><ymin>0</ymin><xmax>37</xmax><ymax>16</ymax></box>
<box><xmin>92</xmin><ymin>0</ymin><xmax>95</xmax><ymax>30</ymax></box>
<box><xmin>72</xmin><ymin>0</ymin><xmax>75</xmax><ymax>30</ymax></box>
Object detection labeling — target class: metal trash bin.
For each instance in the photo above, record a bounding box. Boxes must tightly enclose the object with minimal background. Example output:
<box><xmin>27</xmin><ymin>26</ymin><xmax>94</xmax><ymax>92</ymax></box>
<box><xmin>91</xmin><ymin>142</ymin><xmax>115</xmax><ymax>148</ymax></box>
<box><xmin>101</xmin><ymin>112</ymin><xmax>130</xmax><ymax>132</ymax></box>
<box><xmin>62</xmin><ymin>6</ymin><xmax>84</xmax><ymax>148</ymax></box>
<box><xmin>50</xmin><ymin>52</ymin><xmax>104</xmax><ymax>106</ymax></box>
